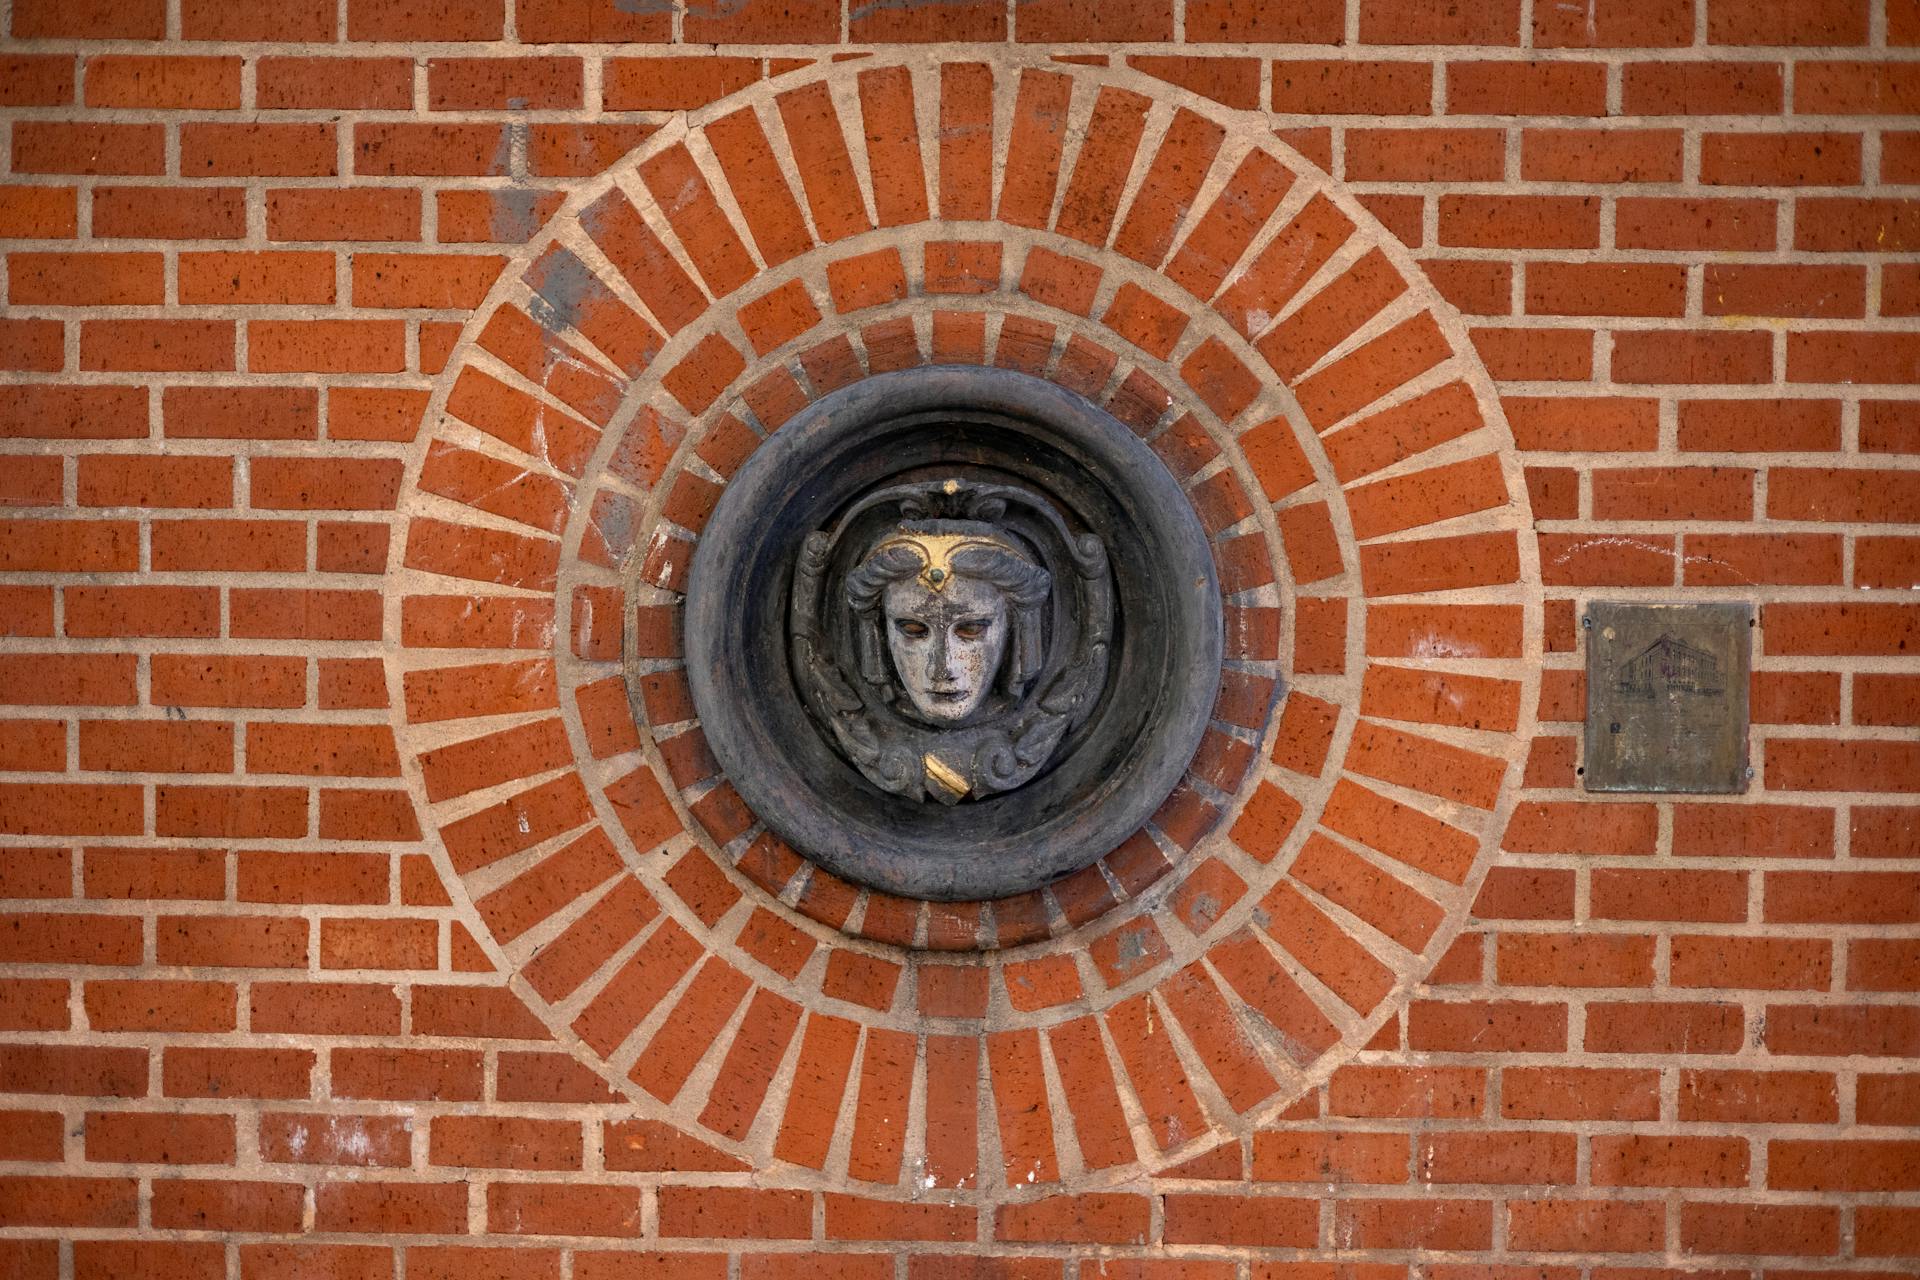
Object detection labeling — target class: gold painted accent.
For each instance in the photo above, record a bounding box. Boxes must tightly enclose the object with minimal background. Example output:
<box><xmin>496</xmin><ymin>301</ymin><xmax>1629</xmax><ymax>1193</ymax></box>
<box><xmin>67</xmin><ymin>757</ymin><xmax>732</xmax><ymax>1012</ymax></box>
<box><xmin>924</xmin><ymin>753</ymin><xmax>969</xmax><ymax>798</ymax></box>
<box><xmin>873</xmin><ymin>531</ymin><xmax>1019</xmax><ymax>593</ymax></box>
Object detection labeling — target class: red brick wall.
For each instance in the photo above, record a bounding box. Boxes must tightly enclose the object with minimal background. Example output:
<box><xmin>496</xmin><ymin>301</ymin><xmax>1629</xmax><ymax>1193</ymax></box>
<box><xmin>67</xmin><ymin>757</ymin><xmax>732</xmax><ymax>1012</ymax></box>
<box><xmin>1</xmin><ymin>0</ymin><xmax>1917</xmax><ymax>1274</ymax></box>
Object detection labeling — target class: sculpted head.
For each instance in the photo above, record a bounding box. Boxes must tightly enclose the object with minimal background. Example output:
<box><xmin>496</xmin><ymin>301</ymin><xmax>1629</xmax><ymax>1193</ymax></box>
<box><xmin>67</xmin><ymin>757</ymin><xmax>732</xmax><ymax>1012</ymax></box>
<box><xmin>846</xmin><ymin>523</ymin><xmax>1050</xmax><ymax>724</ymax></box>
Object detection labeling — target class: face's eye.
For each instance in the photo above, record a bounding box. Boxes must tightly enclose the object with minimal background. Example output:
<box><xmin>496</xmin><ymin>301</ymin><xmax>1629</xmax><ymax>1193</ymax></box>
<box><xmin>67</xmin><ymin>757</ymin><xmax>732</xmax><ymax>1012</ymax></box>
<box><xmin>894</xmin><ymin>619</ymin><xmax>930</xmax><ymax>639</ymax></box>
<box><xmin>953</xmin><ymin>619</ymin><xmax>990</xmax><ymax>641</ymax></box>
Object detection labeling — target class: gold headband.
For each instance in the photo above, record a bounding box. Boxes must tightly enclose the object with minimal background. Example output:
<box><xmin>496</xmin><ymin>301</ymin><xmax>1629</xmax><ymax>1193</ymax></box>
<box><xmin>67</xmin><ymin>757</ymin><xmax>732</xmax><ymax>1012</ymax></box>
<box><xmin>872</xmin><ymin>531</ymin><xmax>1023</xmax><ymax>593</ymax></box>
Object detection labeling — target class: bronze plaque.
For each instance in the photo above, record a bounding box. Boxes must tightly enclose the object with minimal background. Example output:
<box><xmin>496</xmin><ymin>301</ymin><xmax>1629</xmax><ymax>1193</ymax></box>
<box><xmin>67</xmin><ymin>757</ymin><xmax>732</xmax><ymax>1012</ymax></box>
<box><xmin>1584</xmin><ymin>602</ymin><xmax>1752</xmax><ymax>794</ymax></box>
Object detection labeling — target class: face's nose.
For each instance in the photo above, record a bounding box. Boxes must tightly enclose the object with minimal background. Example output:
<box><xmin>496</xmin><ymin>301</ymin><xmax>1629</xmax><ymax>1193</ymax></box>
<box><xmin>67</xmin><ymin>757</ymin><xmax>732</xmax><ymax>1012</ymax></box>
<box><xmin>925</xmin><ymin>626</ymin><xmax>958</xmax><ymax>684</ymax></box>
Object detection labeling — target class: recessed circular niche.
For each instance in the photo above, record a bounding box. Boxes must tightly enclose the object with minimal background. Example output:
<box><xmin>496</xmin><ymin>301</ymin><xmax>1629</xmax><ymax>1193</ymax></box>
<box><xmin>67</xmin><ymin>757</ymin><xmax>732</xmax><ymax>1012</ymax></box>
<box><xmin>682</xmin><ymin>366</ymin><xmax>1223</xmax><ymax>902</ymax></box>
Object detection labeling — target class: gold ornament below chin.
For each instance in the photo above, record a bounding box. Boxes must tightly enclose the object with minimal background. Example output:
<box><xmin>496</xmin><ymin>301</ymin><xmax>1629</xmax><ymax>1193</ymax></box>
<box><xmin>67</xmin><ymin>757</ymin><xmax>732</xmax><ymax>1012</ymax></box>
<box><xmin>922</xmin><ymin>753</ymin><xmax>969</xmax><ymax>802</ymax></box>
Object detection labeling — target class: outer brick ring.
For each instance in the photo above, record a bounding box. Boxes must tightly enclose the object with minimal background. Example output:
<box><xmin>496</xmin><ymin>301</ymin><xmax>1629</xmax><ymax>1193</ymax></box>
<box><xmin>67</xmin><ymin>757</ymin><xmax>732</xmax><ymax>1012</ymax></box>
<box><xmin>387</xmin><ymin>54</ymin><xmax>1543</xmax><ymax>1193</ymax></box>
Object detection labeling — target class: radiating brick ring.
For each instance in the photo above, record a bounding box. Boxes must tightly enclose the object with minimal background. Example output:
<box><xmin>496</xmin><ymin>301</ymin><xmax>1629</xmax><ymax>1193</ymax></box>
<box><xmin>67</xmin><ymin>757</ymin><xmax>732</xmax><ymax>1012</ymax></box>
<box><xmin>387</xmin><ymin>53</ymin><xmax>1543</xmax><ymax>1191</ymax></box>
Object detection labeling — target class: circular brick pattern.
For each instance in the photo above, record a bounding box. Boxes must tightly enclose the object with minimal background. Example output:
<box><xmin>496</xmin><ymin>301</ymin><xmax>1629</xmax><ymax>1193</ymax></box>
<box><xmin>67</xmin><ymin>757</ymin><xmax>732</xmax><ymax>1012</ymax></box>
<box><xmin>387</xmin><ymin>54</ymin><xmax>1542</xmax><ymax>1192</ymax></box>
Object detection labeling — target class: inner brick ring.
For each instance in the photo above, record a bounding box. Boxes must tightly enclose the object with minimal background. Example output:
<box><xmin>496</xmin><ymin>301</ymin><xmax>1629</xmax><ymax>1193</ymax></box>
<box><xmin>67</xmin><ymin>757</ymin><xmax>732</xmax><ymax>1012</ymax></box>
<box><xmin>387</xmin><ymin>54</ymin><xmax>1542</xmax><ymax>1190</ymax></box>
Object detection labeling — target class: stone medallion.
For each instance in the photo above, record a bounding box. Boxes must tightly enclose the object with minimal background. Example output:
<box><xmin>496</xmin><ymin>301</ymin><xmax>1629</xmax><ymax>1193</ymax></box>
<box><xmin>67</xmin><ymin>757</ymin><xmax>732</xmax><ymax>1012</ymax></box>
<box><xmin>683</xmin><ymin>366</ymin><xmax>1222</xmax><ymax>901</ymax></box>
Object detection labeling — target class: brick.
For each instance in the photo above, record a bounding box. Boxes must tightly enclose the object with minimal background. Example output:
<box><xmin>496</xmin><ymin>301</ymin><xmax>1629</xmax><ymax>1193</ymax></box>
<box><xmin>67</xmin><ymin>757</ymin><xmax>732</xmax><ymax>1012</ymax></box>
<box><xmin>354</xmin><ymin>253</ymin><xmax>504</xmax><ymax>310</ymax></box>
<box><xmin>1673</xmin><ymin>934</ymin><xmax>1832</xmax><ymax>990</ymax></box>
<box><xmin>997</xmin><ymin>1194</ymin><xmax>1148</xmax><ymax>1245</ymax></box>
<box><xmin>0</xmin><ymin>1046</ymin><xmax>144</xmax><ymax>1100</ymax></box>
<box><xmin>270</xmin><ymin>189</ymin><xmax>420</xmax><ymax>243</ymax></box>
<box><xmin>78</xmin><ymin>720</ymin><xmax>232</xmax><ymax>774</ymax></box>
<box><xmin>151</xmin><ymin>1180</ymin><xmax>302</xmax><ymax>1234</ymax></box>
<box><xmin>1450</xmin><ymin>60</ymin><xmax>1606</xmax><ymax>115</ymax></box>
<box><xmin>1336</xmin><ymin>1198</ymin><xmax>1492</xmax><ymax>1251</ymax></box>
<box><xmin>9</xmin><ymin>252</ymin><xmax>162</xmax><ymax>307</ymax></box>
<box><xmin>251</xmin><ymin>983</ymin><xmax>400</xmax><ymax>1037</ymax></box>
<box><xmin>0</xmin><ymin>186</ymin><xmax>78</xmax><ymax>240</ymax></box>
<box><xmin>81</xmin><ymin>321</ymin><xmax>234</xmax><ymax>373</ymax></box>
<box><xmin>1766</xmin><ymin>603</ymin><xmax>1920</xmax><ymax>658</ymax></box>
<box><xmin>1509</xmin><ymin>1200</ymin><xmax>1664</xmax><ymax>1254</ymax></box>
<box><xmin>1163</xmin><ymin>1194</ymin><xmax>1314</xmax><ymax>1248</ymax></box>
<box><xmin>1797</xmin><ymin>198</ymin><xmax>1920</xmax><ymax>253</ymax></box>
<box><xmin>83</xmin><ymin>1112</ymin><xmax>234</xmax><ymax>1166</ymax></box>
<box><xmin>1120</xmin><ymin>54</ymin><xmax>1253</xmax><ymax>111</ymax></box>
<box><xmin>1471</xmin><ymin>326</ymin><xmax>1595</xmax><ymax>382</ymax></box>
<box><xmin>93</xmin><ymin>187</ymin><xmax>246</xmax><ymax>240</ymax></box>
<box><xmin>1589</xmin><ymin>871</ymin><xmax>1743</xmax><ymax>932</ymax></box>
<box><xmin>429</xmin><ymin>57</ymin><xmax>582</xmax><ymax>110</ymax></box>
<box><xmin>1593</xmin><ymin>466</ymin><xmax>1754</xmax><ymax>520</ymax></box>
<box><xmin>0</xmin><ymin>1177</ymin><xmax>137</xmax><ymax>1228</ymax></box>
<box><xmin>1681</xmin><ymin>1203</ymin><xmax>1839</xmax><ymax>1257</ymax></box>
<box><xmin>1360</xmin><ymin>0</ymin><xmax>1519</xmax><ymax>44</ymax></box>
<box><xmin>1767</xmin><ymin>1003</ymin><xmax>1920</xmax><ymax>1057</ymax></box>
<box><xmin>1348</xmin><ymin>127</ymin><xmax>1503</xmax><ymax>181</ymax></box>
<box><xmin>1504</xmin><ymin>1067</ymin><xmax>1660</xmax><ymax>1121</ymax></box>
<box><xmin>12</xmin><ymin>0</ymin><xmax>161</xmax><ymax>35</ymax></box>
<box><xmin>86</xmin><ymin>979</ymin><xmax>235</xmax><ymax>1032</ymax></box>
<box><xmin>12</xmin><ymin>123</ymin><xmax>164</xmax><ymax>175</ymax></box>
<box><xmin>432</xmin><ymin>1116</ymin><xmax>579</xmax><ymax>1171</ymax></box>
<box><xmin>1498</xmin><ymin>933</ymin><xmax>1655</xmax><ymax>988</ymax></box>
<box><xmin>179</xmin><ymin>0</ymin><xmax>330</xmax><ymax>36</ymax></box>
<box><xmin>1612</xmin><ymin>328</ymin><xmax>1758</xmax><ymax>383</ymax></box>
<box><xmin>347</xmin><ymin>0</ymin><xmax>502</xmax><ymax>39</ymax></box>
<box><xmin>353</xmin><ymin>123</ymin><xmax>506</xmax><ymax>178</ymax></box>
<box><xmin>257</xmin><ymin>56</ymin><xmax>411</xmax><ymax>109</ymax></box>
<box><xmin>1622</xmin><ymin>199</ymin><xmax>1780</xmax><ymax>256</ymax></box>
<box><xmin>1182</xmin><ymin>0</ymin><xmax>1338</xmax><ymax>39</ymax></box>
<box><xmin>1587</xmin><ymin>1001</ymin><xmax>1744</xmax><ymax>1054</ymax></box>
<box><xmin>1272</xmin><ymin>60</ymin><xmax>1430</xmax><ymax>114</ymax></box>
<box><xmin>1014</xmin><ymin>0</ymin><xmax>1169</xmax><ymax>41</ymax></box>
<box><xmin>1624</xmin><ymin>60</ymin><xmax>1785</xmax><ymax>113</ymax></box>
<box><xmin>1528</xmin><ymin>127</ymin><xmax>1681</xmax><ymax>184</ymax></box>
<box><xmin>85</xmin><ymin>56</ymin><xmax>239</xmax><ymax>110</ymax></box>
<box><xmin>1528</xmin><ymin>262</ymin><xmax>1686</xmax><ymax>317</ymax></box>
<box><xmin>1681</xmin><ymin>1068</ymin><xmax>1838</xmax><ymax>1124</ymax></box>
<box><xmin>1703</xmin><ymin>131</ymin><xmax>1861</xmax><ymax>187</ymax></box>
<box><xmin>1678</xmin><ymin>398</ymin><xmax>1840</xmax><ymax>452</ymax></box>
<box><xmin>1766</xmin><ymin>870</ymin><xmax>1920</xmax><ymax>924</ymax></box>
<box><xmin>1421</xmin><ymin>1131</ymin><xmax>1576</xmax><ymax>1184</ymax></box>
<box><xmin>1800</xmin><ymin>60</ymin><xmax>1920</xmax><ymax>114</ymax></box>
<box><xmin>1857</xmin><ymin>536</ymin><xmax>1920</xmax><ymax>588</ymax></box>
<box><xmin>1768</xmin><ymin>1139</ymin><xmax>1920</xmax><ymax>1192</ymax></box>
<box><xmin>776</xmin><ymin>84</ymin><xmax>872</xmax><ymax>245</ymax></box>
<box><xmin>25</xmin><ymin>1112</ymin><xmax>139</xmax><ymax>1171</ymax></box>
<box><xmin>82</xmin><ymin>848</ymin><xmax>216</xmax><ymax>903</ymax></box>
<box><xmin>1439</xmin><ymin>195</ymin><xmax>1599</xmax><ymax>249</ymax></box>
<box><xmin>66</xmin><ymin>586</ymin><xmax>220</xmax><ymax>639</ymax></box>
<box><xmin>515</xmin><ymin>0</ymin><xmax>670</xmax><ymax>39</ymax></box>
<box><xmin>660</xmin><ymin>1187</ymin><xmax>810</xmax><ymax>1240</ymax></box>
<box><xmin>1410</xmin><ymin>999</ymin><xmax>1567</xmax><ymax>1052</ymax></box>
<box><xmin>314</xmin><ymin>1181</ymin><xmax>465</xmax><ymax>1235</ymax></box>
<box><xmin>1674</xmin><ymin>803</ymin><xmax>1835</xmax><ymax>859</ymax></box>
<box><xmin>0</xmin><ymin>55</ymin><xmax>73</xmax><ymax>107</ymax></box>
<box><xmin>438</xmin><ymin>189</ymin><xmax>565</xmax><ymax>244</ymax></box>
<box><xmin>602</xmin><ymin>57</ymin><xmax>756</xmax><ymax>110</ymax></box>
<box><xmin>1709</xmin><ymin>0</ymin><xmax>1867</xmax><ymax>44</ymax></box>
<box><xmin>1769</xmin><ymin>469</ymin><xmax>1920</xmax><ymax>523</ymax></box>
<box><xmin>158</xmin><ymin>786</ymin><xmax>306</xmax><ymax>839</ymax></box>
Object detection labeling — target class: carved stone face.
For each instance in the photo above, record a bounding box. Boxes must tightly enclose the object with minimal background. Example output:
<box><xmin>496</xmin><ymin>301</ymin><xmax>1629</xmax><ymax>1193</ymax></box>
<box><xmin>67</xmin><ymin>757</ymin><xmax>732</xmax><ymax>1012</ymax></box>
<box><xmin>882</xmin><ymin>573</ymin><xmax>1008</xmax><ymax>724</ymax></box>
